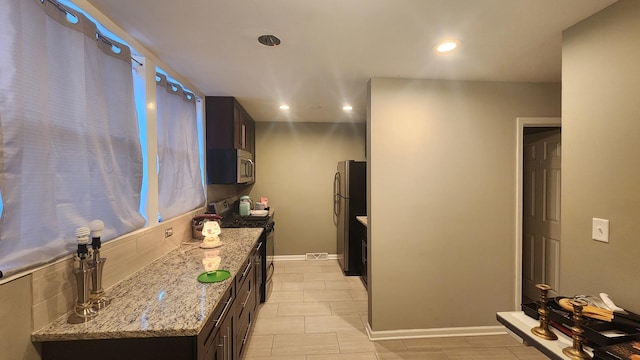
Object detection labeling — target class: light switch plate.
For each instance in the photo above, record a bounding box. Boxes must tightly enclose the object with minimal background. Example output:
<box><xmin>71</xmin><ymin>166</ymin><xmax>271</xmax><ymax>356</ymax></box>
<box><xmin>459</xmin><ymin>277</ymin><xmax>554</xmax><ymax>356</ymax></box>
<box><xmin>592</xmin><ymin>218</ymin><xmax>609</xmax><ymax>243</ymax></box>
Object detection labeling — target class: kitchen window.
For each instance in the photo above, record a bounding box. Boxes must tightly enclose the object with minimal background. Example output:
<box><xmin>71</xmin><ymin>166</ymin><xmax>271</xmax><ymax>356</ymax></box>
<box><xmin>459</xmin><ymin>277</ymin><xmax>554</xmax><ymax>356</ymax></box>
<box><xmin>0</xmin><ymin>0</ymin><xmax>206</xmax><ymax>280</ymax></box>
<box><xmin>155</xmin><ymin>72</ymin><xmax>205</xmax><ymax>221</ymax></box>
<box><xmin>0</xmin><ymin>0</ymin><xmax>145</xmax><ymax>279</ymax></box>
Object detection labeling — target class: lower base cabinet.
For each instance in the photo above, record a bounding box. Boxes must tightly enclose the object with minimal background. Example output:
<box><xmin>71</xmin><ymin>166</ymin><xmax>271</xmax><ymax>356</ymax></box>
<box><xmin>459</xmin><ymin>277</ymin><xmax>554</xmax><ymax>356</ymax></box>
<box><xmin>204</xmin><ymin>309</ymin><xmax>233</xmax><ymax>360</ymax></box>
<box><xmin>200</xmin><ymin>283</ymin><xmax>235</xmax><ymax>360</ymax></box>
<box><xmin>234</xmin><ymin>248</ymin><xmax>257</xmax><ymax>360</ymax></box>
<box><xmin>41</xmin><ymin>336</ymin><xmax>196</xmax><ymax>360</ymax></box>
<box><xmin>40</xmin><ymin>245</ymin><xmax>260</xmax><ymax>360</ymax></box>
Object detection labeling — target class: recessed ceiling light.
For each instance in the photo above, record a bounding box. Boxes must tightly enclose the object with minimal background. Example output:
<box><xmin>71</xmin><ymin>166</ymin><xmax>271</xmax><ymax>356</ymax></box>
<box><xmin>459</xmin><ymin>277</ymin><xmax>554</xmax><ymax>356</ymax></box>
<box><xmin>342</xmin><ymin>105</ymin><xmax>353</xmax><ymax>111</ymax></box>
<box><xmin>258</xmin><ymin>34</ymin><xmax>281</xmax><ymax>47</ymax></box>
<box><xmin>434</xmin><ymin>39</ymin><xmax>459</xmax><ymax>54</ymax></box>
<box><xmin>279</xmin><ymin>104</ymin><xmax>290</xmax><ymax>110</ymax></box>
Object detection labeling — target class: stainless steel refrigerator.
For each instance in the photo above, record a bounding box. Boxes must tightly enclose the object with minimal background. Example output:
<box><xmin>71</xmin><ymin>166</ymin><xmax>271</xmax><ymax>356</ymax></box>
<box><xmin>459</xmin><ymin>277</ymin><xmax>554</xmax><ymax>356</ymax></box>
<box><xmin>333</xmin><ymin>160</ymin><xmax>366</xmax><ymax>275</ymax></box>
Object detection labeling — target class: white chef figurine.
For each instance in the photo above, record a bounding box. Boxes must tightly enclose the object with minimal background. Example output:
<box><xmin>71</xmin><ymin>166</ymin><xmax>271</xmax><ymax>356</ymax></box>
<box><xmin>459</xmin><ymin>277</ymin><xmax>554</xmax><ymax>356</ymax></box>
<box><xmin>200</xmin><ymin>220</ymin><xmax>222</xmax><ymax>249</ymax></box>
<box><xmin>202</xmin><ymin>249</ymin><xmax>221</xmax><ymax>273</ymax></box>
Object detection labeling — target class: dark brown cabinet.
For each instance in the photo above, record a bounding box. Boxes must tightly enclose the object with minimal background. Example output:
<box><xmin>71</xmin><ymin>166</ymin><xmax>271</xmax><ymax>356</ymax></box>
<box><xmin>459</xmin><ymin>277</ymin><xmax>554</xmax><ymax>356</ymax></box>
<box><xmin>199</xmin><ymin>283</ymin><xmax>235</xmax><ymax>360</ymax></box>
<box><xmin>233</xmin><ymin>104</ymin><xmax>255</xmax><ymax>154</ymax></box>
<box><xmin>205</xmin><ymin>96</ymin><xmax>255</xmax><ymax>154</ymax></box>
<box><xmin>234</xmin><ymin>249</ymin><xmax>257</xmax><ymax>360</ymax></box>
<box><xmin>205</xmin><ymin>97</ymin><xmax>256</xmax><ymax>184</ymax></box>
<box><xmin>204</xmin><ymin>308</ymin><xmax>233</xmax><ymax>360</ymax></box>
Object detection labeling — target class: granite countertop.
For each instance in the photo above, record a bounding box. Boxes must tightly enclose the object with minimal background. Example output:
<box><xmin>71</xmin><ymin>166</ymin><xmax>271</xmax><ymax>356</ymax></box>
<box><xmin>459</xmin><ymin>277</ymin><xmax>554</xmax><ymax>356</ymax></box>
<box><xmin>356</xmin><ymin>216</ymin><xmax>367</xmax><ymax>227</ymax></box>
<box><xmin>32</xmin><ymin>227</ymin><xmax>263</xmax><ymax>342</ymax></box>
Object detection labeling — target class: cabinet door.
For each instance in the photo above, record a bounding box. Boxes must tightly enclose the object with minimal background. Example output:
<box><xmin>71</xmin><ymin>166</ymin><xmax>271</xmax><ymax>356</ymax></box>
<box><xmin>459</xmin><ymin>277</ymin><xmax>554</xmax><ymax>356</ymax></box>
<box><xmin>197</xmin><ymin>283</ymin><xmax>234</xmax><ymax>359</ymax></box>
<box><xmin>205</xmin><ymin>96</ymin><xmax>235</xmax><ymax>150</ymax></box>
<box><xmin>245</xmin><ymin>111</ymin><xmax>255</xmax><ymax>155</ymax></box>
<box><xmin>233</xmin><ymin>105</ymin><xmax>244</xmax><ymax>150</ymax></box>
<box><xmin>235</xmin><ymin>304</ymin><xmax>254</xmax><ymax>360</ymax></box>
<box><xmin>235</xmin><ymin>265</ymin><xmax>255</xmax><ymax>360</ymax></box>
<box><xmin>208</xmin><ymin>314</ymin><xmax>232</xmax><ymax>360</ymax></box>
<box><xmin>205</xmin><ymin>96</ymin><xmax>253</xmax><ymax>152</ymax></box>
<box><xmin>233</xmin><ymin>103</ymin><xmax>255</xmax><ymax>154</ymax></box>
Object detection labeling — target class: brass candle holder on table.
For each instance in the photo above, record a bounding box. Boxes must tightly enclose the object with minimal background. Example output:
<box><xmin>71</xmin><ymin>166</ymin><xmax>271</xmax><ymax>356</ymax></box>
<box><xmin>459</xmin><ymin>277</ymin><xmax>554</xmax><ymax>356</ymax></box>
<box><xmin>563</xmin><ymin>298</ymin><xmax>592</xmax><ymax>360</ymax></box>
<box><xmin>531</xmin><ymin>283</ymin><xmax>558</xmax><ymax>340</ymax></box>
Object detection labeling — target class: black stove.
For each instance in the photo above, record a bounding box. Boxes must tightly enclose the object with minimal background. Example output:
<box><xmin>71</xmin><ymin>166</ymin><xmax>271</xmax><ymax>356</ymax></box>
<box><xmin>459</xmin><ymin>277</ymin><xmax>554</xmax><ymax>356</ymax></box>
<box><xmin>215</xmin><ymin>206</ymin><xmax>275</xmax><ymax>303</ymax></box>
<box><xmin>219</xmin><ymin>212</ymin><xmax>272</xmax><ymax>228</ymax></box>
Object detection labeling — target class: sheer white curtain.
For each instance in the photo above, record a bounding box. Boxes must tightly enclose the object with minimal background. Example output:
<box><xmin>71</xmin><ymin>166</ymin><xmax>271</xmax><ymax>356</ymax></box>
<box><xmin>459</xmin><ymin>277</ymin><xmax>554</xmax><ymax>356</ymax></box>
<box><xmin>156</xmin><ymin>74</ymin><xmax>205</xmax><ymax>221</ymax></box>
<box><xmin>0</xmin><ymin>0</ymin><xmax>144</xmax><ymax>277</ymax></box>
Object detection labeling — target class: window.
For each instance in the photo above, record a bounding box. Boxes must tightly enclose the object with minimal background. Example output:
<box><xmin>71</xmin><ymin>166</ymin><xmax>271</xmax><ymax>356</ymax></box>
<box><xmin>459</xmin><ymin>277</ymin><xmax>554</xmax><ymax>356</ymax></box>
<box><xmin>0</xmin><ymin>0</ymin><xmax>144</xmax><ymax>277</ymax></box>
<box><xmin>155</xmin><ymin>73</ymin><xmax>205</xmax><ymax>221</ymax></box>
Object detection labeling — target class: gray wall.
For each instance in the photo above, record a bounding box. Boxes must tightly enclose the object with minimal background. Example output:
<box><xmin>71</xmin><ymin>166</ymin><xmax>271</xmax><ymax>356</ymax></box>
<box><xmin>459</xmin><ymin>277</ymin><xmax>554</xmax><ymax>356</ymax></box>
<box><xmin>250</xmin><ymin>122</ymin><xmax>366</xmax><ymax>256</ymax></box>
<box><xmin>561</xmin><ymin>0</ymin><xmax>640</xmax><ymax>313</ymax></box>
<box><xmin>368</xmin><ymin>78</ymin><xmax>561</xmax><ymax>331</ymax></box>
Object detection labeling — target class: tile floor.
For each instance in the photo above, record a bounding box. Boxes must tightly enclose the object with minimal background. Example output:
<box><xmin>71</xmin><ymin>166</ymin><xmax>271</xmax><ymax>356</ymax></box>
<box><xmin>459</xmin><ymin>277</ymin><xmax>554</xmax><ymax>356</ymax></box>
<box><xmin>243</xmin><ymin>260</ymin><xmax>547</xmax><ymax>360</ymax></box>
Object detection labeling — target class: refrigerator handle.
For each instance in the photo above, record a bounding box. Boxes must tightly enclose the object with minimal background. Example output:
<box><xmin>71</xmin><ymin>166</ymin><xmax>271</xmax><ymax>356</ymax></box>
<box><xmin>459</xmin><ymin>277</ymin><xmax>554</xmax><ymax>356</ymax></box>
<box><xmin>333</xmin><ymin>172</ymin><xmax>340</xmax><ymax>216</ymax></box>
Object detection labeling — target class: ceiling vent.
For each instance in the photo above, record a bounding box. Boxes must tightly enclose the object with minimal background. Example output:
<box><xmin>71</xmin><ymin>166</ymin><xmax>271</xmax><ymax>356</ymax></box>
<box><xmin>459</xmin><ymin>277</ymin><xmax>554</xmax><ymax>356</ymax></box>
<box><xmin>258</xmin><ymin>34</ymin><xmax>281</xmax><ymax>47</ymax></box>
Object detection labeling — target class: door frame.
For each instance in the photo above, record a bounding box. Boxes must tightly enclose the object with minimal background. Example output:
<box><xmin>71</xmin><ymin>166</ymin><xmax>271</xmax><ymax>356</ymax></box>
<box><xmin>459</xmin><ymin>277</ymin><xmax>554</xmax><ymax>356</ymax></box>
<box><xmin>514</xmin><ymin>117</ymin><xmax>561</xmax><ymax>309</ymax></box>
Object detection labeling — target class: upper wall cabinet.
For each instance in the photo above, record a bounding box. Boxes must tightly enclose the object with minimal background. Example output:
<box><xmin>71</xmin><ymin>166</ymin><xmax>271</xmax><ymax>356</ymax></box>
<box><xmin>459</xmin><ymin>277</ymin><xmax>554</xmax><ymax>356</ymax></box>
<box><xmin>205</xmin><ymin>96</ymin><xmax>256</xmax><ymax>184</ymax></box>
<box><xmin>205</xmin><ymin>96</ymin><xmax>255</xmax><ymax>154</ymax></box>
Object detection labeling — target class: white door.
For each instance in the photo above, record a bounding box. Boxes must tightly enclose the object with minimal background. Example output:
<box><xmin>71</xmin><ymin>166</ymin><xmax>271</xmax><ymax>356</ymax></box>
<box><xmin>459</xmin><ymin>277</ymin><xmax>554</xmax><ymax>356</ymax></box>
<box><xmin>523</xmin><ymin>129</ymin><xmax>561</xmax><ymax>301</ymax></box>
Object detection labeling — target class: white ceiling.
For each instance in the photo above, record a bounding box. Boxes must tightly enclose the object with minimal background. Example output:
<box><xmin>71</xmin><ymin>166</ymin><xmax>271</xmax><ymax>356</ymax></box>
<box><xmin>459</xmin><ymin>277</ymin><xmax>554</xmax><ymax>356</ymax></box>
<box><xmin>86</xmin><ymin>0</ymin><xmax>616</xmax><ymax>123</ymax></box>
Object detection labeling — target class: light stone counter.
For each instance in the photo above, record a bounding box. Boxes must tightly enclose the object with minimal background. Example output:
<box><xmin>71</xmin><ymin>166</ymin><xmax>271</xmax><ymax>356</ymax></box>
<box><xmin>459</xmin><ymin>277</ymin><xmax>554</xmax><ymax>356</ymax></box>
<box><xmin>32</xmin><ymin>228</ymin><xmax>263</xmax><ymax>342</ymax></box>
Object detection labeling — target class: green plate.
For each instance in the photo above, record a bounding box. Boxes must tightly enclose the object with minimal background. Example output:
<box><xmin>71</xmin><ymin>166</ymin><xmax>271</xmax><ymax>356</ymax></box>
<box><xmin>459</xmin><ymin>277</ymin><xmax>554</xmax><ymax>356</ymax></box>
<box><xmin>197</xmin><ymin>270</ymin><xmax>231</xmax><ymax>283</ymax></box>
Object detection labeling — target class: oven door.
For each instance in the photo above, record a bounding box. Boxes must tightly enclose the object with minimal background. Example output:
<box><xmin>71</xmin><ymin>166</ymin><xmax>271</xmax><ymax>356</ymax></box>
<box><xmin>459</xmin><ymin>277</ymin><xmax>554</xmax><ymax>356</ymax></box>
<box><xmin>237</xmin><ymin>149</ymin><xmax>254</xmax><ymax>184</ymax></box>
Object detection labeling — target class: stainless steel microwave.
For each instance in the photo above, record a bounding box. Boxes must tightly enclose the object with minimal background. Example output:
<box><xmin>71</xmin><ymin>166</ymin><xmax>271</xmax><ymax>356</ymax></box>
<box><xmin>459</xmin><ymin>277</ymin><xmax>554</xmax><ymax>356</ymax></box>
<box><xmin>237</xmin><ymin>149</ymin><xmax>254</xmax><ymax>184</ymax></box>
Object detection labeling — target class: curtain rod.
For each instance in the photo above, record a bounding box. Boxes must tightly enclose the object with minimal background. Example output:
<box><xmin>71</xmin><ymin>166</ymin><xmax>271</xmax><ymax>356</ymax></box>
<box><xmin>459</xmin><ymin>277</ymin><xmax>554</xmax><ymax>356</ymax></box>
<box><xmin>42</xmin><ymin>0</ymin><xmax>68</xmax><ymax>15</ymax></box>
<box><xmin>42</xmin><ymin>0</ymin><xmax>142</xmax><ymax>66</ymax></box>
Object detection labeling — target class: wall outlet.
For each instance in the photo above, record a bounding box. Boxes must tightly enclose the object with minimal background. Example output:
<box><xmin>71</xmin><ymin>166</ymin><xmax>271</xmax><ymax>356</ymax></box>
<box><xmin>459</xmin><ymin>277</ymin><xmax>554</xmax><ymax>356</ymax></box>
<box><xmin>592</xmin><ymin>218</ymin><xmax>609</xmax><ymax>243</ymax></box>
<box><xmin>165</xmin><ymin>227</ymin><xmax>173</xmax><ymax>238</ymax></box>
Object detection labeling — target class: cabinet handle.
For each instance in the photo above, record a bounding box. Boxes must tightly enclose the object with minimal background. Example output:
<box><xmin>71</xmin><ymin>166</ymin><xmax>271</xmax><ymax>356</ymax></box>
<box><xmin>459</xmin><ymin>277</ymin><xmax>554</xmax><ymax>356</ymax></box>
<box><xmin>246</xmin><ymin>159</ymin><xmax>254</xmax><ymax>177</ymax></box>
<box><xmin>242</xmin><ymin>261</ymin><xmax>252</xmax><ymax>279</ymax></box>
<box><xmin>220</xmin><ymin>334</ymin><xmax>227</xmax><ymax>360</ymax></box>
<box><xmin>227</xmin><ymin>327</ymin><xmax>232</xmax><ymax>360</ymax></box>
<box><xmin>215</xmin><ymin>294</ymin><xmax>233</xmax><ymax>328</ymax></box>
<box><xmin>217</xmin><ymin>333</ymin><xmax>226</xmax><ymax>360</ymax></box>
<box><xmin>256</xmin><ymin>241</ymin><xmax>262</xmax><ymax>252</ymax></box>
<box><xmin>242</xmin><ymin>320</ymin><xmax>252</xmax><ymax>344</ymax></box>
<box><xmin>242</xmin><ymin>288</ymin><xmax>253</xmax><ymax>308</ymax></box>
<box><xmin>219</xmin><ymin>330</ymin><xmax>230</xmax><ymax>360</ymax></box>
<box><xmin>267</xmin><ymin>262</ymin><xmax>275</xmax><ymax>282</ymax></box>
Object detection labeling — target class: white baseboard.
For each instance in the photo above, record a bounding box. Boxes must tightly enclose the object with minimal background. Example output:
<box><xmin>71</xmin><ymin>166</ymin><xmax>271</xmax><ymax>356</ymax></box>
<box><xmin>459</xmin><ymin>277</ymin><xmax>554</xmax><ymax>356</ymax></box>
<box><xmin>274</xmin><ymin>254</ymin><xmax>338</xmax><ymax>261</ymax></box>
<box><xmin>365</xmin><ymin>322</ymin><xmax>507</xmax><ymax>341</ymax></box>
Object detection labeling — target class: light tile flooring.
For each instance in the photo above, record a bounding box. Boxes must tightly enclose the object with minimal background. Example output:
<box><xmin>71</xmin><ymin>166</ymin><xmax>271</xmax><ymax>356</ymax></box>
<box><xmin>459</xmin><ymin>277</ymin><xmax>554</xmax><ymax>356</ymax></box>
<box><xmin>243</xmin><ymin>260</ymin><xmax>547</xmax><ymax>360</ymax></box>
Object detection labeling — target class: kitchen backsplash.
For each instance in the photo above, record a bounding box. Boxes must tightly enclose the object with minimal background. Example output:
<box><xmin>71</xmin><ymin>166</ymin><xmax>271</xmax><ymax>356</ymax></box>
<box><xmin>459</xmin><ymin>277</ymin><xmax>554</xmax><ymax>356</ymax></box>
<box><xmin>31</xmin><ymin>209</ymin><xmax>200</xmax><ymax>331</ymax></box>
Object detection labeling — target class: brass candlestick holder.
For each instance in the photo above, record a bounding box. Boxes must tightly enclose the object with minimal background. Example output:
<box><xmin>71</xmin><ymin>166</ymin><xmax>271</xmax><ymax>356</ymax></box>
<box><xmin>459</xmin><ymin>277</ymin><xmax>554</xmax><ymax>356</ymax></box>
<box><xmin>563</xmin><ymin>299</ymin><xmax>592</xmax><ymax>360</ymax></box>
<box><xmin>531</xmin><ymin>283</ymin><xmax>558</xmax><ymax>340</ymax></box>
